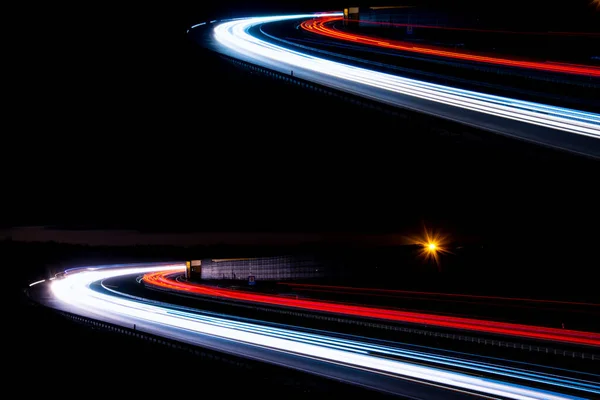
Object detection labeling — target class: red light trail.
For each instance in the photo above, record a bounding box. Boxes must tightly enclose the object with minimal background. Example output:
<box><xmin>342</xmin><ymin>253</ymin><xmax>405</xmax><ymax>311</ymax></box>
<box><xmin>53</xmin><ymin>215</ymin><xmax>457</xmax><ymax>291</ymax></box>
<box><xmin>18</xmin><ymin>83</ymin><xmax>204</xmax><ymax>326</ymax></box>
<box><xmin>143</xmin><ymin>270</ymin><xmax>600</xmax><ymax>347</ymax></box>
<box><xmin>281</xmin><ymin>283</ymin><xmax>600</xmax><ymax>308</ymax></box>
<box><xmin>300</xmin><ymin>17</ymin><xmax>600</xmax><ymax>77</ymax></box>
<box><xmin>343</xmin><ymin>18</ymin><xmax>600</xmax><ymax>37</ymax></box>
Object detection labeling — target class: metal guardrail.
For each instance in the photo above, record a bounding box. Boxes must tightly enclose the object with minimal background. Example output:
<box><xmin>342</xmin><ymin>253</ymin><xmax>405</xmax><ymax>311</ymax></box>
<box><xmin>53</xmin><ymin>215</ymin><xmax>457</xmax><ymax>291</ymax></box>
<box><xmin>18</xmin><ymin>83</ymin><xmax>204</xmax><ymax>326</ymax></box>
<box><xmin>215</xmin><ymin>47</ymin><xmax>597</xmax><ymax>115</ymax></box>
<box><xmin>215</xmin><ymin>51</ymin><xmax>410</xmax><ymax>120</ymax></box>
<box><xmin>215</xmin><ymin>53</ymin><xmax>599</xmax><ymax>150</ymax></box>
<box><xmin>233</xmin><ymin>303</ymin><xmax>600</xmax><ymax>361</ymax></box>
<box><xmin>52</xmin><ymin>308</ymin><xmax>254</xmax><ymax>370</ymax></box>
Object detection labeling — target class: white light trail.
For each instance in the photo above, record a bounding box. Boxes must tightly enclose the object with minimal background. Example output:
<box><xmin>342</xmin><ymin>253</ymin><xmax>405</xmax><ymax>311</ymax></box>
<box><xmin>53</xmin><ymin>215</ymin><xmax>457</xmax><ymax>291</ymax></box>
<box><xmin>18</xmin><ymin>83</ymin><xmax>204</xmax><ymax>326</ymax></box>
<box><xmin>48</xmin><ymin>264</ymin><xmax>591</xmax><ymax>400</ymax></box>
<box><xmin>212</xmin><ymin>14</ymin><xmax>600</xmax><ymax>139</ymax></box>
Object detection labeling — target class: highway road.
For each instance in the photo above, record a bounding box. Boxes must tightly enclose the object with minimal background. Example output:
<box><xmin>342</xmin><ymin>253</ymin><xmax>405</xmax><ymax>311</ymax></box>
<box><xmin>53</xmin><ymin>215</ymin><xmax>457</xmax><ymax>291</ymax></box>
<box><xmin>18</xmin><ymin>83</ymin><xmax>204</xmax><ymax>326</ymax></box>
<box><xmin>278</xmin><ymin>283</ymin><xmax>600</xmax><ymax>332</ymax></box>
<box><xmin>300</xmin><ymin>17</ymin><xmax>600</xmax><ymax>77</ymax></box>
<box><xmin>142</xmin><ymin>269</ymin><xmax>600</xmax><ymax>347</ymax></box>
<box><xmin>28</xmin><ymin>262</ymin><xmax>600</xmax><ymax>399</ymax></box>
<box><xmin>188</xmin><ymin>13</ymin><xmax>600</xmax><ymax>158</ymax></box>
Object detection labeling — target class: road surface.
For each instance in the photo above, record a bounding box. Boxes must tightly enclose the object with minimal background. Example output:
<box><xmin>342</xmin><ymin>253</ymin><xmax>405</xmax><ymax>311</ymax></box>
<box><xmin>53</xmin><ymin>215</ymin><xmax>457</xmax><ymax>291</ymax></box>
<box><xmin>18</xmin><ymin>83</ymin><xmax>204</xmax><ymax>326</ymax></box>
<box><xmin>300</xmin><ymin>17</ymin><xmax>600</xmax><ymax>77</ymax></box>
<box><xmin>188</xmin><ymin>14</ymin><xmax>600</xmax><ymax>158</ymax></box>
<box><xmin>27</xmin><ymin>263</ymin><xmax>600</xmax><ymax>399</ymax></box>
<box><xmin>142</xmin><ymin>269</ymin><xmax>600</xmax><ymax>347</ymax></box>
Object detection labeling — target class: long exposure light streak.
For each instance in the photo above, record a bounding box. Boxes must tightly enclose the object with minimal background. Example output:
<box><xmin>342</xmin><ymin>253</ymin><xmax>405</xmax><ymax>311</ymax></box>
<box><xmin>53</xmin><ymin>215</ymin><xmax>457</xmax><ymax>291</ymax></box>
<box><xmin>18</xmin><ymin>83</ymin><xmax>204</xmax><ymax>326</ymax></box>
<box><xmin>99</xmin><ymin>280</ymin><xmax>600</xmax><ymax>397</ymax></box>
<box><xmin>337</xmin><ymin>18</ymin><xmax>600</xmax><ymax>37</ymax></box>
<box><xmin>143</xmin><ymin>270</ymin><xmax>600</xmax><ymax>347</ymax></box>
<box><xmin>301</xmin><ymin>17</ymin><xmax>600</xmax><ymax>77</ymax></box>
<box><xmin>281</xmin><ymin>283</ymin><xmax>600</xmax><ymax>308</ymax></box>
<box><xmin>44</xmin><ymin>264</ymin><xmax>596</xmax><ymax>400</ymax></box>
<box><xmin>212</xmin><ymin>14</ymin><xmax>600</xmax><ymax>139</ymax></box>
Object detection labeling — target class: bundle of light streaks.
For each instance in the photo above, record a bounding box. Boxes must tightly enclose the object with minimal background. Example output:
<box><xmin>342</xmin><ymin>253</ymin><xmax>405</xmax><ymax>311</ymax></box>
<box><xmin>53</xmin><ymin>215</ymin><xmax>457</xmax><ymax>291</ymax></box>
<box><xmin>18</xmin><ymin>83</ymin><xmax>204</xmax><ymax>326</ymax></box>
<box><xmin>104</xmin><ymin>282</ymin><xmax>600</xmax><ymax>398</ymax></box>
<box><xmin>212</xmin><ymin>14</ymin><xmax>600</xmax><ymax>139</ymax></box>
<box><xmin>327</xmin><ymin>18</ymin><xmax>600</xmax><ymax>37</ymax></box>
<box><xmin>281</xmin><ymin>283</ymin><xmax>600</xmax><ymax>308</ymax></box>
<box><xmin>301</xmin><ymin>17</ymin><xmax>600</xmax><ymax>77</ymax></box>
<box><xmin>143</xmin><ymin>270</ymin><xmax>600</xmax><ymax>347</ymax></box>
<box><xmin>49</xmin><ymin>264</ymin><xmax>596</xmax><ymax>400</ymax></box>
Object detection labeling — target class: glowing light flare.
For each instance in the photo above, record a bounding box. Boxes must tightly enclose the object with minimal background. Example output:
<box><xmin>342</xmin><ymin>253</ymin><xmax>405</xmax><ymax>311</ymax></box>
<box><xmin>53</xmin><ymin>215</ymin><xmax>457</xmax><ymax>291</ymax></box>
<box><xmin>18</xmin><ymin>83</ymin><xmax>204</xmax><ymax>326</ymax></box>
<box><xmin>404</xmin><ymin>227</ymin><xmax>452</xmax><ymax>268</ymax></box>
<box><xmin>300</xmin><ymin>18</ymin><xmax>600</xmax><ymax>77</ymax></box>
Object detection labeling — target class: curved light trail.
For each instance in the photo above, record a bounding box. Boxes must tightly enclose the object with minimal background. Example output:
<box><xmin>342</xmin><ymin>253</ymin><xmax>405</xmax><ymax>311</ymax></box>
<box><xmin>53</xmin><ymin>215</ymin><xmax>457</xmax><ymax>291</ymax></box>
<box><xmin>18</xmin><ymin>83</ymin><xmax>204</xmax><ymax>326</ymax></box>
<box><xmin>142</xmin><ymin>270</ymin><xmax>600</xmax><ymax>347</ymax></box>
<box><xmin>301</xmin><ymin>17</ymin><xmax>600</xmax><ymax>77</ymax></box>
<box><xmin>337</xmin><ymin>18</ymin><xmax>600</xmax><ymax>37</ymax></box>
<box><xmin>37</xmin><ymin>263</ymin><xmax>599</xmax><ymax>400</ymax></box>
<box><xmin>210</xmin><ymin>14</ymin><xmax>600</xmax><ymax>142</ymax></box>
<box><xmin>281</xmin><ymin>283</ymin><xmax>600</xmax><ymax>308</ymax></box>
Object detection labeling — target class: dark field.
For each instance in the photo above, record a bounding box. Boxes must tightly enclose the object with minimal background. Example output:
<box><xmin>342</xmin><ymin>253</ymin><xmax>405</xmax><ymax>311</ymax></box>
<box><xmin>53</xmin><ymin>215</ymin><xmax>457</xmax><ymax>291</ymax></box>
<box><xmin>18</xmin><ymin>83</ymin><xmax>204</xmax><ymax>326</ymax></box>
<box><xmin>8</xmin><ymin>2</ymin><xmax>599</xmax><ymax>397</ymax></box>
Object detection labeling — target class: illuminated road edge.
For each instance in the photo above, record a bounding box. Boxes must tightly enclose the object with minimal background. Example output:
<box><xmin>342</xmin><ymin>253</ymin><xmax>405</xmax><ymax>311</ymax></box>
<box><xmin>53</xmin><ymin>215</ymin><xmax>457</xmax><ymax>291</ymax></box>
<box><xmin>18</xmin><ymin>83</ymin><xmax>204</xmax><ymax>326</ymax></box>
<box><xmin>204</xmin><ymin>14</ymin><xmax>600</xmax><ymax>152</ymax></box>
<box><xmin>142</xmin><ymin>270</ymin><xmax>600</xmax><ymax>347</ymax></box>
<box><xmin>40</xmin><ymin>264</ymin><xmax>599</xmax><ymax>400</ymax></box>
<box><xmin>300</xmin><ymin>17</ymin><xmax>600</xmax><ymax>77</ymax></box>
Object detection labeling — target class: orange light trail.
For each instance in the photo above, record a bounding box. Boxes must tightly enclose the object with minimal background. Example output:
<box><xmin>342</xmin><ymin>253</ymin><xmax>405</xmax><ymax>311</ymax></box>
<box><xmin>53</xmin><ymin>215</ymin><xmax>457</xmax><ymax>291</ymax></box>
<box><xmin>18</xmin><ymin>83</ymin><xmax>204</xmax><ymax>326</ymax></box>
<box><xmin>300</xmin><ymin>17</ymin><xmax>600</xmax><ymax>77</ymax></box>
<box><xmin>143</xmin><ymin>270</ymin><xmax>600</xmax><ymax>347</ymax></box>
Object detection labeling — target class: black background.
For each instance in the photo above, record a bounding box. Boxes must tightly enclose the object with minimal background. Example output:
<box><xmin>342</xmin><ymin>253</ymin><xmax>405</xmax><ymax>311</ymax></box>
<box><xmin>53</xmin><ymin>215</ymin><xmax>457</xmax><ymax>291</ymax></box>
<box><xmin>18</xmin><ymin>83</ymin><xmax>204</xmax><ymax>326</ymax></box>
<box><xmin>5</xmin><ymin>0</ymin><xmax>600</xmax><ymax>260</ymax></box>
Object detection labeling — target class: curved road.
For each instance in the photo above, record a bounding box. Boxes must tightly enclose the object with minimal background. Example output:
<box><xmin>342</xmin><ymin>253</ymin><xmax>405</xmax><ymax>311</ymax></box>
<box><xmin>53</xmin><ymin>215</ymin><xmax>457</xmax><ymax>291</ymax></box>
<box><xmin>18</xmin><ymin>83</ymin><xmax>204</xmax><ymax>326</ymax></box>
<box><xmin>141</xmin><ymin>269</ymin><xmax>600</xmax><ymax>347</ymax></box>
<box><xmin>28</xmin><ymin>263</ymin><xmax>600</xmax><ymax>399</ymax></box>
<box><xmin>188</xmin><ymin>13</ymin><xmax>600</xmax><ymax>158</ymax></box>
<box><xmin>300</xmin><ymin>17</ymin><xmax>600</xmax><ymax>77</ymax></box>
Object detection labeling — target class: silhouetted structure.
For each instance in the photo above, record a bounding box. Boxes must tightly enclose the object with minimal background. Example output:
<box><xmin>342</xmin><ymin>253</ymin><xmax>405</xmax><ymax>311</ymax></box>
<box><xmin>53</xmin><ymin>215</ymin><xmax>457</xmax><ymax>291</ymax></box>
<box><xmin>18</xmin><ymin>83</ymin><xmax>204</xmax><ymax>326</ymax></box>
<box><xmin>188</xmin><ymin>255</ymin><xmax>334</xmax><ymax>282</ymax></box>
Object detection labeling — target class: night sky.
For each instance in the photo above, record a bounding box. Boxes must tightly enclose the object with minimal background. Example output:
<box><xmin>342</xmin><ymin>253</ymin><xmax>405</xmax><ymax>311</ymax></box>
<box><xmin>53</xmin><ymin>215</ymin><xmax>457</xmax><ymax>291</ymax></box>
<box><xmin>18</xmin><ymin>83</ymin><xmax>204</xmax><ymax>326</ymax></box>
<box><xmin>6</xmin><ymin>1</ymin><xmax>599</xmax><ymax>255</ymax></box>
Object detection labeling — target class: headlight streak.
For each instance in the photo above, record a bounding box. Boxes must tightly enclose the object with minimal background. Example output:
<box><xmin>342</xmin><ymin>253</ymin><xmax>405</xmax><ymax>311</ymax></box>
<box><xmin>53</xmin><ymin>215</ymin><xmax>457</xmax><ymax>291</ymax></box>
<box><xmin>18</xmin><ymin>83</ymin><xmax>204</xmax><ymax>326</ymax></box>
<box><xmin>212</xmin><ymin>14</ymin><xmax>600</xmax><ymax>139</ymax></box>
<box><xmin>49</xmin><ymin>265</ymin><xmax>593</xmax><ymax>400</ymax></box>
<box><xmin>105</xmin><ymin>276</ymin><xmax>600</xmax><ymax>383</ymax></box>
<box><xmin>135</xmin><ymin>275</ymin><xmax>600</xmax><ymax>395</ymax></box>
<box><xmin>142</xmin><ymin>271</ymin><xmax>600</xmax><ymax>347</ymax></box>
<box><xmin>264</xmin><ymin>20</ymin><xmax>599</xmax><ymax>126</ymax></box>
<box><xmin>160</xmin><ymin>310</ymin><xmax>599</xmax><ymax>396</ymax></box>
<box><xmin>300</xmin><ymin>18</ymin><xmax>600</xmax><ymax>77</ymax></box>
<box><xmin>102</xmin><ymin>278</ymin><xmax>600</xmax><ymax>396</ymax></box>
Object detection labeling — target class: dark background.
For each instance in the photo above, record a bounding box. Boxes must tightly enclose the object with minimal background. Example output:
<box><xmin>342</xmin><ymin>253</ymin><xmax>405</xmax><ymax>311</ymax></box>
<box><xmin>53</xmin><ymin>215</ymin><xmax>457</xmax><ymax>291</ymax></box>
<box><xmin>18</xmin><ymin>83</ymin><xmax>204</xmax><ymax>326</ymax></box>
<box><xmin>7</xmin><ymin>3</ymin><xmax>599</xmax><ymax>394</ymax></box>
<box><xmin>6</xmin><ymin>0</ymin><xmax>600</xmax><ymax>293</ymax></box>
